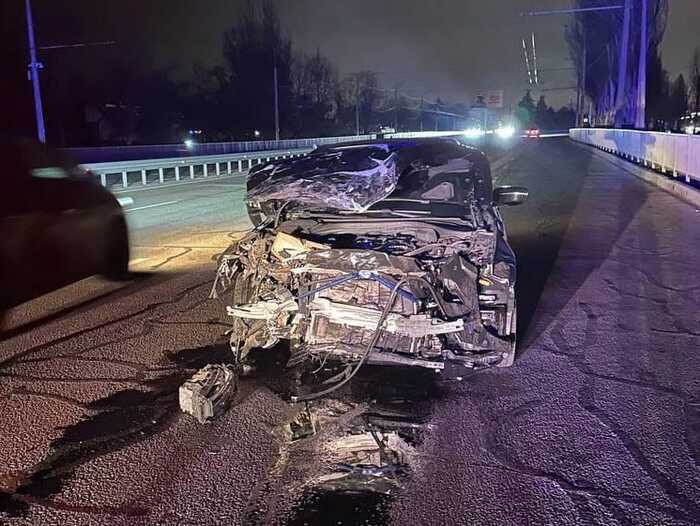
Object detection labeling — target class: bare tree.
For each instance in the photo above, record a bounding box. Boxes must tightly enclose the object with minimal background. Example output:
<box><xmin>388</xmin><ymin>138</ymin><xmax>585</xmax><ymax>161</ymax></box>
<box><xmin>690</xmin><ymin>48</ymin><xmax>700</xmax><ymax>112</ymax></box>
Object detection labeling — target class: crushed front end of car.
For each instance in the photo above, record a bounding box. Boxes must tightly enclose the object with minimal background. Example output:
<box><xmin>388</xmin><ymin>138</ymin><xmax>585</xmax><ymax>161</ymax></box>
<box><xmin>211</xmin><ymin>139</ymin><xmax>518</xmax><ymax>400</ymax></box>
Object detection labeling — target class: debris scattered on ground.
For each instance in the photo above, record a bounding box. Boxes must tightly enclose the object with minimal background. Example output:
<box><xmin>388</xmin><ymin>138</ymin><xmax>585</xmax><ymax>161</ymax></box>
<box><xmin>288</xmin><ymin>404</ymin><xmax>316</xmax><ymax>441</ymax></box>
<box><xmin>324</xmin><ymin>430</ymin><xmax>415</xmax><ymax>467</ymax></box>
<box><xmin>179</xmin><ymin>364</ymin><xmax>238</xmax><ymax>423</ymax></box>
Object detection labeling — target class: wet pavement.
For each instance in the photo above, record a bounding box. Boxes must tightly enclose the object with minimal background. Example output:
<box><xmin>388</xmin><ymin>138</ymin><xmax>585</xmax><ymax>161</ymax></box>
<box><xmin>1</xmin><ymin>138</ymin><xmax>699</xmax><ymax>525</ymax></box>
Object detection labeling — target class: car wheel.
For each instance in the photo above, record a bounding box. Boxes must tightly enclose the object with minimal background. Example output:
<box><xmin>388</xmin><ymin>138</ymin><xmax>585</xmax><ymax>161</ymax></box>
<box><xmin>101</xmin><ymin>216</ymin><xmax>131</xmax><ymax>281</ymax></box>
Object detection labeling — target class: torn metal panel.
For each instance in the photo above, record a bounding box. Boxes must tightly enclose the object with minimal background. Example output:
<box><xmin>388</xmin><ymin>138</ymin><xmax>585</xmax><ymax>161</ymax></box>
<box><xmin>179</xmin><ymin>364</ymin><xmax>237</xmax><ymax>424</ymax></box>
<box><xmin>303</xmin><ymin>249</ymin><xmax>422</xmax><ymax>275</ymax></box>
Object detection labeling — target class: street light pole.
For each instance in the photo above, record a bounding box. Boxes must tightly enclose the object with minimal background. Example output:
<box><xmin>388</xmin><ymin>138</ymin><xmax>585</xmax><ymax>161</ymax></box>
<box><xmin>25</xmin><ymin>0</ymin><xmax>46</xmax><ymax>143</ymax></box>
<box><xmin>273</xmin><ymin>63</ymin><xmax>280</xmax><ymax>141</ymax></box>
<box><xmin>393</xmin><ymin>88</ymin><xmax>398</xmax><ymax>130</ymax></box>
<box><xmin>355</xmin><ymin>75</ymin><xmax>360</xmax><ymax>135</ymax></box>
<box><xmin>420</xmin><ymin>96</ymin><xmax>424</xmax><ymax>132</ymax></box>
<box><xmin>580</xmin><ymin>26</ymin><xmax>587</xmax><ymax>126</ymax></box>
<box><xmin>615</xmin><ymin>0</ymin><xmax>632</xmax><ymax>126</ymax></box>
<box><xmin>635</xmin><ymin>0</ymin><xmax>648</xmax><ymax>129</ymax></box>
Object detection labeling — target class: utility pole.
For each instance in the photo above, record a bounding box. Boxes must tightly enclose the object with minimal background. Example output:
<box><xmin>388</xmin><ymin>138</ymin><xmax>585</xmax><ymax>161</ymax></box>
<box><xmin>615</xmin><ymin>0</ymin><xmax>632</xmax><ymax>126</ymax></box>
<box><xmin>355</xmin><ymin>75</ymin><xmax>360</xmax><ymax>135</ymax></box>
<box><xmin>531</xmin><ymin>32</ymin><xmax>538</xmax><ymax>84</ymax></box>
<box><xmin>522</xmin><ymin>38</ymin><xmax>533</xmax><ymax>85</ymax></box>
<box><xmin>273</xmin><ymin>62</ymin><xmax>280</xmax><ymax>141</ymax></box>
<box><xmin>393</xmin><ymin>88</ymin><xmax>398</xmax><ymax>130</ymax></box>
<box><xmin>579</xmin><ymin>26</ymin><xmax>587</xmax><ymax>126</ymax></box>
<box><xmin>420</xmin><ymin>96</ymin><xmax>424</xmax><ymax>132</ymax></box>
<box><xmin>25</xmin><ymin>0</ymin><xmax>46</xmax><ymax>143</ymax></box>
<box><xmin>635</xmin><ymin>0</ymin><xmax>648</xmax><ymax>129</ymax></box>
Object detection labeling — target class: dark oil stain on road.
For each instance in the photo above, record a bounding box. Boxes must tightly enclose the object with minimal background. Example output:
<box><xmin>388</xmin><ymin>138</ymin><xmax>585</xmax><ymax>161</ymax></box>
<box><xmin>268</xmin><ymin>366</ymin><xmax>441</xmax><ymax>526</ymax></box>
<box><xmin>285</xmin><ymin>489</ymin><xmax>393</xmax><ymax>526</ymax></box>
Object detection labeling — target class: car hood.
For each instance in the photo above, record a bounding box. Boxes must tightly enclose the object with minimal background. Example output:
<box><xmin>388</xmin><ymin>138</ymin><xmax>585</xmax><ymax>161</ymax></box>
<box><xmin>247</xmin><ymin>147</ymin><xmax>399</xmax><ymax>213</ymax></box>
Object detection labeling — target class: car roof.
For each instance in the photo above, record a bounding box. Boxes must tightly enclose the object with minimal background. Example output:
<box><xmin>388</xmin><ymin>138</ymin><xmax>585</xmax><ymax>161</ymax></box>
<box><xmin>312</xmin><ymin>135</ymin><xmax>479</xmax><ymax>153</ymax></box>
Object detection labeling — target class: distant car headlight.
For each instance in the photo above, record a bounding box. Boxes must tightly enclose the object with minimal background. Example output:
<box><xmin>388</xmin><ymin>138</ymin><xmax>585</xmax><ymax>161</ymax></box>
<box><xmin>463</xmin><ymin>127</ymin><xmax>485</xmax><ymax>138</ymax></box>
<box><xmin>496</xmin><ymin>126</ymin><xmax>516</xmax><ymax>139</ymax></box>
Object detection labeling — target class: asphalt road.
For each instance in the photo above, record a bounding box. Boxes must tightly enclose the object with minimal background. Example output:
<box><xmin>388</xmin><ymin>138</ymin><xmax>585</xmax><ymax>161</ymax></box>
<box><xmin>1</xmin><ymin>138</ymin><xmax>699</xmax><ymax>525</ymax></box>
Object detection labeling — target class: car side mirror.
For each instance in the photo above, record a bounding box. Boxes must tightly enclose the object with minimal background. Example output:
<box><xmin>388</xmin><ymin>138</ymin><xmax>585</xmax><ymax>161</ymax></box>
<box><xmin>494</xmin><ymin>186</ymin><xmax>529</xmax><ymax>206</ymax></box>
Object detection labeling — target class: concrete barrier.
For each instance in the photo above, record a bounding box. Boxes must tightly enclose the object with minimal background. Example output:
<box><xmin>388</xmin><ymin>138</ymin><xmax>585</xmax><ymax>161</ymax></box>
<box><xmin>570</xmin><ymin>128</ymin><xmax>700</xmax><ymax>184</ymax></box>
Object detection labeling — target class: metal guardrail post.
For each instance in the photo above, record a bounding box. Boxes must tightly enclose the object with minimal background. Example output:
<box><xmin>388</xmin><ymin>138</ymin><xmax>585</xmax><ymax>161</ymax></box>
<box><xmin>159</xmin><ymin>167</ymin><xmax>164</xmax><ymax>183</ymax></box>
<box><xmin>121</xmin><ymin>171</ymin><xmax>128</xmax><ymax>188</ymax></box>
<box><xmin>216</xmin><ymin>162</ymin><xmax>221</xmax><ymax>176</ymax></box>
<box><xmin>189</xmin><ymin>165</ymin><xmax>194</xmax><ymax>179</ymax></box>
<box><xmin>203</xmin><ymin>163</ymin><xmax>208</xmax><ymax>177</ymax></box>
<box><xmin>174</xmin><ymin>166</ymin><xmax>180</xmax><ymax>182</ymax></box>
<box><xmin>141</xmin><ymin>169</ymin><xmax>147</xmax><ymax>185</ymax></box>
<box><xmin>238</xmin><ymin>160</ymin><xmax>243</xmax><ymax>172</ymax></box>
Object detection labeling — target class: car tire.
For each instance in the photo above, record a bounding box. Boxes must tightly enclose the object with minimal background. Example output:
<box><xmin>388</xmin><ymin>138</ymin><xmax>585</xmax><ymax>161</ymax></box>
<box><xmin>101</xmin><ymin>216</ymin><xmax>131</xmax><ymax>281</ymax></box>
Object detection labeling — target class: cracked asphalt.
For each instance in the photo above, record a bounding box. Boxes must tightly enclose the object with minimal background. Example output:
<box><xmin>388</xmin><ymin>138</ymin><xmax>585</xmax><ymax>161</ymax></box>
<box><xmin>1</xmin><ymin>138</ymin><xmax>699</xmax><ymax>525</ymax></box>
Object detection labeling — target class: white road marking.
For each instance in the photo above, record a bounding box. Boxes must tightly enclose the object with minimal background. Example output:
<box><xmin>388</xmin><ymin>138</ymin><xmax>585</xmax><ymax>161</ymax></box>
<box><xmin>125</xmin><ymin>200</ymin><xmax>182</xmax><ymax>212</ymax></box>
<box><xmin>129</xmin><ymin>257</ymin><xmax>151</xmax><ymax>265</ymax></box>
<box><xmin>116</xmin><ymin>197</ymin><xmax>134</xmax><ymax>207</ymax></box>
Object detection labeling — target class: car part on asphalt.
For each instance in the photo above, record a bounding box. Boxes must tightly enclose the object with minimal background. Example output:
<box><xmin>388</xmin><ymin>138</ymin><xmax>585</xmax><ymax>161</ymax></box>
<box><xmin>212</xmin><ymin>137</ymin><xmax>526</xmax><ymax>400</ymax></box>
<box><xmin>179</xmin><ymin>364</ymin><xmax>238</xmax><ymax>423</ymax></box>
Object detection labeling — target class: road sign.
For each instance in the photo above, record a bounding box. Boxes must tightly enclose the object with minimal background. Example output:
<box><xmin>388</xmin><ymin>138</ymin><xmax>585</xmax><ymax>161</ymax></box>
<box><xmin>480</xmin><ymin>90</ymin><xmax>504</xmax><ymax>109</ymax></box>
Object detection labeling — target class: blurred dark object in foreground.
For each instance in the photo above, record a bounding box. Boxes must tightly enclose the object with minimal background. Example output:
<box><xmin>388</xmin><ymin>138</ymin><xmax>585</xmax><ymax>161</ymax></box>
<box><xmin>0</xmin><ymin>139</ymin><xmax>130</xmax><ymax>313</ymax></box>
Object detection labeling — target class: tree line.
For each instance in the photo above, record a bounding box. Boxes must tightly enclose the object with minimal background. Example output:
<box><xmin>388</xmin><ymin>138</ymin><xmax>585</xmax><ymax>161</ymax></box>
<box><xmin>34</xmin><ymin>3</ymin><xmax>473</xmax><ymax>146</ymax></box>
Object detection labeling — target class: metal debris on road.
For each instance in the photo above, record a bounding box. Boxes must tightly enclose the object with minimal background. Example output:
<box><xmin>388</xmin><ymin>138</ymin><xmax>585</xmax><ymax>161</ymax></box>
<box><xmin>179</xmin><ymin>363</ymin><xmax>238</xmax><ymax>423</ymax></box>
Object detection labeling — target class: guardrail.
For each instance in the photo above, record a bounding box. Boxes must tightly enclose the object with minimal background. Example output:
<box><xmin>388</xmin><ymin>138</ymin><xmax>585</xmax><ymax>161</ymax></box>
<box><xmin>570</xmin><ymin>128</ymin><xmax>700</xmax><ymax>184</ymax></box>
<box><xmin>67</xmin><ymin>134</ymin><xmax>376</xmax><ymax>164</ymax></box>
<box><xmin>84</xmin><ymin>148</ymin><xmax>312</xmax><ymax>189</ymax></box>
<box><xmin>83</xmin><ymin>130</ymin><xmax>467</xmax><ymax>190</ymax></box>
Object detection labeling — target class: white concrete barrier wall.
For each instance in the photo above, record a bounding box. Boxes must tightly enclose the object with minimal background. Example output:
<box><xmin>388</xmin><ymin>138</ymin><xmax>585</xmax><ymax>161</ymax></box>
<box><xmin>570</xmin><ymin>128</ymin><xmax>700</xmax><ymax>183</ymax></box>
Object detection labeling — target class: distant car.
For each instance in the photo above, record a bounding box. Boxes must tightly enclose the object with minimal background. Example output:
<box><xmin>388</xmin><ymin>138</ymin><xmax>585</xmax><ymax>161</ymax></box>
<box><xmin>0</xmin><ymin>140</ymin><xmax>130</xmax><ymax>312</ymax></box>
<box><xmin>368</xmin><ymin>125</ymin><xmax>396</xmax><ymax>138</ymax></box>
<box><xmin>524</xmin><ymin>127</ymin><xmax>540</xmax><ymax>138</ymax></box>
<box><xmin>680</xmin><ymin>112</ymin><xmax>700</xmax><ymax>135</ymax></box>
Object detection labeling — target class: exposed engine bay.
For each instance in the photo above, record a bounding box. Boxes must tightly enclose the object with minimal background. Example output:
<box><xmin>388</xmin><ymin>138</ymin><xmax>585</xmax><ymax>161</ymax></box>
<box><xmin>211</xmin><ymin>138</ymin><xmax>521</xmax><ymax>400</ymax></box>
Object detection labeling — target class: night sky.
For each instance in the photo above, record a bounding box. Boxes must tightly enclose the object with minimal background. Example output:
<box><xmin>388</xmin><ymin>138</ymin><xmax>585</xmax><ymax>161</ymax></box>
<box><xmin>3</xmin><ymin>0</ymin><xmax>699</xmax><ymax>136</ymax></box>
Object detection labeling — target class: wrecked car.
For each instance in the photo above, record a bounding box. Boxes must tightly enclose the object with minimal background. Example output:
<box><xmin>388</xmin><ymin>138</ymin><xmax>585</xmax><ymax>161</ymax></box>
<box><xmin>211</xmin><ymin>137</ymin><xmax>528</xmax><ymax>399</ymax></box>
